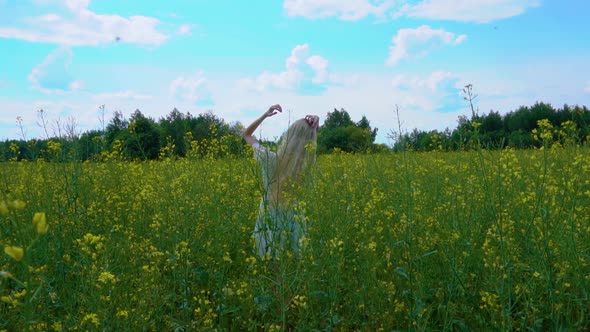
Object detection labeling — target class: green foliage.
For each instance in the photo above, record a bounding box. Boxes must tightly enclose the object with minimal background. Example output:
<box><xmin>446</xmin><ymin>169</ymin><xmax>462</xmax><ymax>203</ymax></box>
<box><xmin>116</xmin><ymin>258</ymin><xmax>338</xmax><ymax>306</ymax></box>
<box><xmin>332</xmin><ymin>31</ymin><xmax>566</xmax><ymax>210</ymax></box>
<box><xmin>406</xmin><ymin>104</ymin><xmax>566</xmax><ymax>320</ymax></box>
<box><xmin>159</xmin><ymin>108</ymin><xmax>190</xmax><ymax>157</ymax></box>
<box><xmin>2</xmin><ymin>101</ymin><xmax>590</xmax><ymax>161</ymax></box>
<box><xmin>2</xmin><ymin>148</ymin><xmax>590</xmax><ymax>330</ymax></box>
<box><xmin>322</xmin><ymin>108</ymin><xmax>354</xmax><ymax>129</ymax></box>
<box><xmin>393</xmin><ymin>103</ymin><xmax>590</xmax><ymax>151</ymax></box>
<box><xmin>77</xmin><ymin>130</ymin><xmax>105</xmax><ymax>162</ymax></box>
<box><xmin>125</xmin><ymin>110</ymin><xmax>161</xmax><ymax>160</ymax></box>
<box><xmin>318</xmin><ymin>108</ymin><xmax>379</xmax><ymax>153</ymax></box>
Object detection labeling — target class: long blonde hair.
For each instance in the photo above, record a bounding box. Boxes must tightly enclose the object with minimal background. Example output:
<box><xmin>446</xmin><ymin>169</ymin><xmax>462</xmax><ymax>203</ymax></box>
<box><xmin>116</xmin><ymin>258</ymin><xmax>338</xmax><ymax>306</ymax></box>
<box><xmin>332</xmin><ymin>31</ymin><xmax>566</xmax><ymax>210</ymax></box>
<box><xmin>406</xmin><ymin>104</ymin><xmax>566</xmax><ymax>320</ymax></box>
<box><xmin>271</xmin><ymin>118</ymin><xmax>317</xmax><ymax>204</ymax></box>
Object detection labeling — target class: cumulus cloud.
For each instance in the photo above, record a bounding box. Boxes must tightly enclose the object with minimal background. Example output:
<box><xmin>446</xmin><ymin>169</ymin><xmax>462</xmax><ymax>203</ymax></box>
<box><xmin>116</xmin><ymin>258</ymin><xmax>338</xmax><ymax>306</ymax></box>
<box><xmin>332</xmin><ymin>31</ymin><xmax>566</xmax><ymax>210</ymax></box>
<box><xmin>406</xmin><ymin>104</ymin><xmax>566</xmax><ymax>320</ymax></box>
<box><xmin>28</xmin><ymin>47</ymin><xmax>83</xmax><ymax>93</ymax></box>
<box><xmin>170</xmin><ymin>72</ymin><xmax>209</xmax><ymax>103</ymax></box>
<box><xmin>284</xmin><ymin>0</ymin><xmax>539</xmax><ymax>23</ymax></box>
<box><xmin>238</xmin><ymin>44</ymin><xmax>351</xmax><ymax>93</ymax></box>
<box><xmin>390</xmin><ymin>71</ymin><xmax>463</xmax><ymax>112</ymax></box>
<box><xmin>386</xmin><ymin>25</ymin><xmax>466</xmax><ymax>66</ymax></box>
<box><xmin>392</xmin><ymin>71</ymin><xmax>458</xmax><ymax>91</ymax></box>
<box><xmin>306</xmin><ymin>55</ymin><xmax>329</xmax><ymax>83</ymax></box>
<box><xmin>238</xmin><ymin>44</ymin><xmax>308</xmax><ymax>92</ymax></box>
<box><xmin>283</xmin><ymin>0</ymin><xmax>393</xmax><ymax>21</ymax></box>
<box><xmin>0</xmin><ymin>0</ymin><xmax>169</xmax><ymax>46</ymax></box>
<box><xmin>400</xmin><ymin>0</ymin><xmax>541</xmax><ymax>23</ymax></box>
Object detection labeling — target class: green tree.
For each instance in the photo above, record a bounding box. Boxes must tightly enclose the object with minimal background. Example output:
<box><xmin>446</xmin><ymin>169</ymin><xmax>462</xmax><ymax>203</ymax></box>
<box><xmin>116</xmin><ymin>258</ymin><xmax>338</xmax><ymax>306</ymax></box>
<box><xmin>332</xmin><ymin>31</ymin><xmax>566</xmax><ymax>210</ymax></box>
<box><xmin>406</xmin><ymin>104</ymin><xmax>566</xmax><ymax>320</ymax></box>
<box><xmin>126</xmin><ymin>110</ymin><xmax>161</xmax><ymax>160</ymax></box>
<box><xmin>77</xmin><ymin>130</ymin><xmax>104</xmax><ymax>161</ymax></box>
<box><xmin>105</xmin><ymin>111</ymin><xmax>129</xmax><ymax>145</ymax></box>
<box><xmin>159</xmin><ymin>108</ymin><xmax>190</xmax><ymax>157</ymax></box>
<box><xmin>318</xmin><ymin>108</ymin><xmax>378</xmax><ymax>153</ymax></box>
<box><xmin>323</xmin><ymin>108</ymin><xmax>354</xmax><ymax>129</ymax></box>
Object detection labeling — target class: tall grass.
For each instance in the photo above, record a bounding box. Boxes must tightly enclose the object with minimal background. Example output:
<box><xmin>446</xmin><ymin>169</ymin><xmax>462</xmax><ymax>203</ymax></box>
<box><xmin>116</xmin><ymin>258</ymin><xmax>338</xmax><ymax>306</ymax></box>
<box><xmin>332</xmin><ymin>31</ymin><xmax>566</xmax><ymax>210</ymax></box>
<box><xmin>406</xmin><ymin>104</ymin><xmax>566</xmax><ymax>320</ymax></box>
<box><xmin>1</xmin><ymin>144</ymin><xmax>589</xmax><ymax>330</ymax></box>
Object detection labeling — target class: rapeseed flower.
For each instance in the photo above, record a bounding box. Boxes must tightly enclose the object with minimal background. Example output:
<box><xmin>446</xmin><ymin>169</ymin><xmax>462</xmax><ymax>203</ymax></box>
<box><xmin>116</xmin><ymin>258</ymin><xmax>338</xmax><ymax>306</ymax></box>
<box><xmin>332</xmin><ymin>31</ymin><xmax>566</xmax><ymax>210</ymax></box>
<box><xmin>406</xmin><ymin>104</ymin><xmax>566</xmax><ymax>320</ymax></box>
<box><xmin>0</xmin><ymin>201</ymin><xmax>8</xmax><ymax>214</ymax></box>
<box><xmin>8</xmin><ymin>199</ymin><xmax>26</xmax><ymax>210</ymax></box>
<box><xmin>98</xmin><ymin>271</ymin><xmax>117</xmax><ymax>284</ymax></box>
<box><xmin>116</xmin><ymin>310</ymin><xmax>129</xmax><ymax>319</ymax></box>
<box><xmin>4</xmin><ymin>246</ymin><xmax>24</xmax><ymax>261</ymax></box>
<box><xmin>81</xmin><ymin>313</ymin><xmax>100</xmax><ymax>327</ymax></box>
<box><xmin>32</xmin><ymin>212</ymin><xmax>49</xmax><ymax>234</ymax></box>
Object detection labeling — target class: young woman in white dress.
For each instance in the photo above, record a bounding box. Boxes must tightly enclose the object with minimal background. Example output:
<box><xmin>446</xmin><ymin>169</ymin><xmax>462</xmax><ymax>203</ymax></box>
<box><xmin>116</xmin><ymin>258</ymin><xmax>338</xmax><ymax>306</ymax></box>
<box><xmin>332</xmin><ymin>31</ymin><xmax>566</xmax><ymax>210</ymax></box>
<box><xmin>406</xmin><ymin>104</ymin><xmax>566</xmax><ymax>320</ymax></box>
<box><xmin>243</xmin><ymin>104</ymin><xmax>320</xmax><ymax>258</ymax></box>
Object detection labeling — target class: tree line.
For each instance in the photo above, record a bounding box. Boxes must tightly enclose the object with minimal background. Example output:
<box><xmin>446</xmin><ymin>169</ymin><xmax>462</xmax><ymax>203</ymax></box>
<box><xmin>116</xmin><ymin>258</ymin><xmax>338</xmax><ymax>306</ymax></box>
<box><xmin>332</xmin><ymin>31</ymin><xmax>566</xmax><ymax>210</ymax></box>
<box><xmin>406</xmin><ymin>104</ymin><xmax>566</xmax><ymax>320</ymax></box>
<box><xmin>1</xmin><ymin>101</ymin><xmax>589</xmax><ymax>161</ymax></box>
<box><xmin>0</xmin><ymin>107</ymin><xmax>380</xmax><ymax>161</ymax></box>
<box><xmin>392</xmin><ymin>102</ymin><xmax>590</xmax><ymax>151</ymax></box>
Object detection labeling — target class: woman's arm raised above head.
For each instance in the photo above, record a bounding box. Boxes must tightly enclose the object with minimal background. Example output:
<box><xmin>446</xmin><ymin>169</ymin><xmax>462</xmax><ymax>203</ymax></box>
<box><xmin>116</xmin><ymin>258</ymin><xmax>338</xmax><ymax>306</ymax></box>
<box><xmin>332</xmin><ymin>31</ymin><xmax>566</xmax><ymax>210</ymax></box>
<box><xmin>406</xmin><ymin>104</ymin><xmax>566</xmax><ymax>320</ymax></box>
<box><xmin>243</xmin><ymin>104</ymin><xmax>282</xmax><ymax>146</ymax></box>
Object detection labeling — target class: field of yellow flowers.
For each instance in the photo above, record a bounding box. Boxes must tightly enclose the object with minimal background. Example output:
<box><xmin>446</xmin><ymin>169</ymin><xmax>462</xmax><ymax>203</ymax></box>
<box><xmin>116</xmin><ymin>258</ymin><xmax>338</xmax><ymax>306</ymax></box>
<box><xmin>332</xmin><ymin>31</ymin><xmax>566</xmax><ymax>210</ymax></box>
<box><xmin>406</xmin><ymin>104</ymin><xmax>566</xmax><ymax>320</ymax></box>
<box><xmin>1</xmin><ymin>144</ymin><xmax>589</xmax><ymax>331</ymax></box>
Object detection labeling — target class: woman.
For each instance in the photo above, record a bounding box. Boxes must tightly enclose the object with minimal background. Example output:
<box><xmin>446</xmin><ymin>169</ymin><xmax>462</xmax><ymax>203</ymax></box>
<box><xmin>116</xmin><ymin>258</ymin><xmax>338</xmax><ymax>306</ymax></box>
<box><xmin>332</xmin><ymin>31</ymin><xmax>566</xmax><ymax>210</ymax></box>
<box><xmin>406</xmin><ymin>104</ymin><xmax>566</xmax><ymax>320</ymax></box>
<box><xmin>243</xmin><ymin>104</ymin><xmax>319</xmax><ymax>258</ymax></box>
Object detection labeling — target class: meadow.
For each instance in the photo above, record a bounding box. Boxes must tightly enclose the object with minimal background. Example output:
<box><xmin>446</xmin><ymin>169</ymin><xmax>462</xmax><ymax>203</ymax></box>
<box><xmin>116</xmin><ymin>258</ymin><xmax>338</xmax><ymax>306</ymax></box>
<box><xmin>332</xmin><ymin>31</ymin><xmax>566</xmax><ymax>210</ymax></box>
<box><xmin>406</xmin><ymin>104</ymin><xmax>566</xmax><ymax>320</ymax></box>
<box><xmin>1</xmin><ymin>142</ymin><xmax>589</xmax><ymax>331</ymax></box>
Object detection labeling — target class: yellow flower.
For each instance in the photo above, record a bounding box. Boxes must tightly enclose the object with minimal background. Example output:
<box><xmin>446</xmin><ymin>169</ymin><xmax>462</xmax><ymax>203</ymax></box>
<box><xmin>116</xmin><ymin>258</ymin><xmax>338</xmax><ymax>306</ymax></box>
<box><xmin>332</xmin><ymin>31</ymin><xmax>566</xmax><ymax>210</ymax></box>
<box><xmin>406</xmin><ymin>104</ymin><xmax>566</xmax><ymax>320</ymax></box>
<box><xmin>33</xmin><ymin>212</ymin><xmax>49</xmax><ymax>234</ymax></box>
<box><xmin>98</xmin><ymin>271</ymin><xmax>117</xmax><ymax>284</ymax></box>
<box><xmin>51</xmin><ymin>322</ymin><xmax>63</xmax><ymax>332</ymax></box>
<box><xmin>0</xmin><ymin>295</ymin><xmax>19</xmax><ymax>306</ymax></box>
<box><xmin>116</xmin><ymin>310</ymin><xmax>129</xmax><ymax>319</ymax></box>
<box><xmin>82</xmin><ymin>313</ymin><xmax>100</xmax><ymax>327</ymax></box>
<box><xmin>9</xmin><ymin>199</ymin><xmax>26</xmax><ymax>210</ymax></box>
<box><xmin>4</xmin><ymin>246</ymin><xmax>24</xmax><ymax>261</ymax></box>
<box><xmin>0</xmin><ymin>201</ymin><xmax>8</xmax><ymax>214</ymax></box>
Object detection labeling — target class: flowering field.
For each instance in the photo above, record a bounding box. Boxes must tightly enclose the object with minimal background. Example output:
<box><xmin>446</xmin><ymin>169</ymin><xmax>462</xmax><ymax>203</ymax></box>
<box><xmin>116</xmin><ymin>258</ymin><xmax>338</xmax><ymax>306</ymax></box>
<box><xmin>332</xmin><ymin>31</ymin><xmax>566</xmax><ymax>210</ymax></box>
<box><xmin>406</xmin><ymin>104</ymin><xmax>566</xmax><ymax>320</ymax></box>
<box><xmin>1</xmin><ymin>146</ymin><xmax>589</xmax><ymax>331</ymax></box>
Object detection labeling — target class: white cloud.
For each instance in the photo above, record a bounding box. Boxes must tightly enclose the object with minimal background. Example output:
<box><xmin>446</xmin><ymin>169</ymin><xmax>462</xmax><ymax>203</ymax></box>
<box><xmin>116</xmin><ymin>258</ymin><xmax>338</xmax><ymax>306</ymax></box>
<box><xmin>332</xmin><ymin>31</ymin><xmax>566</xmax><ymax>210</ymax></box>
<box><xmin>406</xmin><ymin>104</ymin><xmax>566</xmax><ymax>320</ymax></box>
<box><xmin>386</xmin><ymin>25</ymin><xmax>466</xmax><ymax>66</ymax></box>
<box><xmin>283</xmin><ymin>0</ymin><xmax>393</xmax><ymax>21</ymax></box>
<box><xmin>239</xmin><ymin>44</ymin><xmax>351</xmax><ymax>92</ymax></box>
<box><xmin>176</xmin><ymin>23</ymin><xmax>196</xmax><ymax>36</ymax></box>
<box><xmin>0</xmin><ymin>0</ymin><xmax>169</xmax><ymax>46</ymax></box>
<box><xmin>239</xmin><ymin>44</ymin><xmax>309</xmax><ymax>92</ymax></box>
<box><xmin>225</xmin><ymin>72</ymin><xmax>466</xmax><ymax>144</ymax></box>
<box><xmin>389</xmin><ymin>71</ymin><xmax>463</xmax><ymax>116</ymax></box>
<box><xmin>284</xmin><ymin>0</ymin><xmax>538</xmax><ymax>23</ymax></box>
<box><xmin>2</xmin><ymin>59</ymin><xmax>589</xmax><ymax>144</ymax></box>
<box><xmin>170</xmin><ymin>72</ymin><xmax>208</xmax><ymax>103</ymax></box>
<box><xmin>392</xmin><ymin>71</ymin><xmax>458</xmax><ymax>91</ymax></box>
<box><xmin>62</xmin><ymin>0</ymin><xmax>90</xmax><ymax>13</ymax></box>
<box><xmin>69</xmin><ymin>80</ymin><xmax>84</xmax><ymax>90</ymax></box>
<box><xmin>286</xmin><ymin>44</ymin><xmax>310</xmax><ymax>70</ymax></box>
<box><xmin>28</xmin><ymin>47</ymin><xmax>83</xmax><ymax>94</ymax></box>
<box><xmin>585</xmin><ymin>84</ymin><xmax>590</xmax><ymax>93</ymax></box>
<box><xmin>306</xmin><ymin>55</ymin><xmax>329</xmax><ymax>83</ymax></box>
<box><xmin>400</xmin><ymin>0</ymin><xmax>541</xmax><ymax>23</ymax></box>
<box><xmin>92</xmin><ymin>91</ymin><xmax>153</xmax><ymax>101</ymax></box>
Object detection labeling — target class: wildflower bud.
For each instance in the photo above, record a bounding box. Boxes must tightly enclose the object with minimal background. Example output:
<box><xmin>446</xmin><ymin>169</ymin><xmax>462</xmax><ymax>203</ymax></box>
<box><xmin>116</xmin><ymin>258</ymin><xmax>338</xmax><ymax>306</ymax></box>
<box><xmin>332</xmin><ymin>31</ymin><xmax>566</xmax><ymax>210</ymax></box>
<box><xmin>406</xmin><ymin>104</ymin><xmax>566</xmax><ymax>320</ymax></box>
<box><xmin>0</xmin><ymin>201</ymin><xmax>8</xmax><ymax>215</ymax></box>
<box><xmin>33</xmin><ymin>212</ymin><xmax>49</xmax><ymax>234</ymax></box>
<box><xmin>4</xmin><ymin>246</ymin><xmax>24</xmax><ymax>262</ymax></box>
<box><xmin>8</xmin><ymin>200</ymin><xmax>26</xmax><ymax>210</ymax></box>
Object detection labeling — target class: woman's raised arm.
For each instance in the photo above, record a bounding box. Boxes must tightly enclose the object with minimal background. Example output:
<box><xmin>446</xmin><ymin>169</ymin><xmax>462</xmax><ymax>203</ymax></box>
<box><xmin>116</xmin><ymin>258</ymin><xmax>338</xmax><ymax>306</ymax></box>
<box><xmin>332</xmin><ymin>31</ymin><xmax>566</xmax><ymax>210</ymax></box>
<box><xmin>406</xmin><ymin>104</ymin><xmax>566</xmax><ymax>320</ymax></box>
<box><xmin>243</xmin><ymin>104</ymin><xmax>282</xmax><ymax>146</ymax></box>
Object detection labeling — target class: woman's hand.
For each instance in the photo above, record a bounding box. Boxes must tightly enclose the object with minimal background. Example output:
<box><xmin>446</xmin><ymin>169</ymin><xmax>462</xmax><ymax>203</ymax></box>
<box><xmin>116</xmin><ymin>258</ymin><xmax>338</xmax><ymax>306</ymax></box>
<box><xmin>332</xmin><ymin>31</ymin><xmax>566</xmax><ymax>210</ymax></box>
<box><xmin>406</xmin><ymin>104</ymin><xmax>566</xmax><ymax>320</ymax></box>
<box><xmin>243</xmin><ymin>104</ymin><xmax>283</xmax><ymax>146</ymax></box>
<box><xmin>264</xmin><ymin>104</ymin><xmax>282</xmax><ymax>118</ymax></box>
<box><xmin>305</xmin><ymin>115</ymin><xmax>320</xmax><ymax>129</ymax></box>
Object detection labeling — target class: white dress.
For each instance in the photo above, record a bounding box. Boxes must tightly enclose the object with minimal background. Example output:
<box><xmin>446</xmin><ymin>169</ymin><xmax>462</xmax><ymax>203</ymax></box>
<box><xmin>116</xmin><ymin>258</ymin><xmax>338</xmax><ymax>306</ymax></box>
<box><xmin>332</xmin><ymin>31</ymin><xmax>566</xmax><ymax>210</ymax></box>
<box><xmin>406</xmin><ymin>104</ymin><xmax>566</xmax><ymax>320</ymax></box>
<box><xmin>252</xmin><ymin>142</ymin><xmax>306</xmax><ymax>258</ymax></box>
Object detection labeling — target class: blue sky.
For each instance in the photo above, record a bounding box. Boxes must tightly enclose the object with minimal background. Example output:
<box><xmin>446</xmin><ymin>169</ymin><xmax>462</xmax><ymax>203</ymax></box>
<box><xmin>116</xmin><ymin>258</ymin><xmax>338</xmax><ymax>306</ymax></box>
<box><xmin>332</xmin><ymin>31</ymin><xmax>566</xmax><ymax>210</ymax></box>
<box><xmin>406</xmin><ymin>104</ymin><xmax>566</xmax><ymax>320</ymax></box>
<box><xmin>1</xmin><ymin>0</ymin><xmax>589</xmax><ymax>143</ymax></box>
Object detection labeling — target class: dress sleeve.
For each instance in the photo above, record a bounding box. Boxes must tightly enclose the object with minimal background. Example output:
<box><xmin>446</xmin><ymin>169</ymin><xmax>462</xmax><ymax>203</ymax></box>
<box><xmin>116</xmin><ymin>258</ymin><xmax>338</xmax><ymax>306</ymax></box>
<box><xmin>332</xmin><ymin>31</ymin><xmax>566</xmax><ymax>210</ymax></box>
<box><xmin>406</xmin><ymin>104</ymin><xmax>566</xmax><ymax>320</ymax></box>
<box><xmin>252</xmin><ymin>142</ymin><xmax>270</xmax><ymax>162</ymax></box>
<box><xmin>252</xmin><ymin>142</ymin><xmax>277</xmax><ymax>175</ymax></box>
